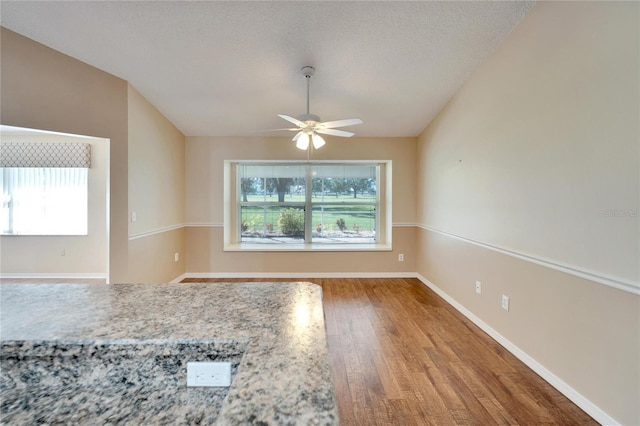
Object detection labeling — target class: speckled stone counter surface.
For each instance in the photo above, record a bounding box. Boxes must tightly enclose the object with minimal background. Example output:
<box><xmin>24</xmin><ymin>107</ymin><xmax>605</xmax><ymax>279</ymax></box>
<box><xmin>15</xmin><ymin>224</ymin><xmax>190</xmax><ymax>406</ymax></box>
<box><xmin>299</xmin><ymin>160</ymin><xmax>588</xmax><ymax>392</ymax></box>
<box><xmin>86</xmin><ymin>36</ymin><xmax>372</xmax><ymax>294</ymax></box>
<box><xmin>0</xmin><ymin>282</ymin><xmax>338</xmax><ymax>425</ymax></box>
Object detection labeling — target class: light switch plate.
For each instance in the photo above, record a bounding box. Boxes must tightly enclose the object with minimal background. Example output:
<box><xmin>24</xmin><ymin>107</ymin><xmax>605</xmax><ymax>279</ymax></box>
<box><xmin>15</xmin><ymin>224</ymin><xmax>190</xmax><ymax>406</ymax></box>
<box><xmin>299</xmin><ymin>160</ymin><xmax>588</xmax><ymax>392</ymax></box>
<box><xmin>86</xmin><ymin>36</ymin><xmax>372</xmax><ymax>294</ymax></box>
<box><xmin>501</xmin><ymin>295</ymin><xmax>510</xmax><ymax>311</ymax></box>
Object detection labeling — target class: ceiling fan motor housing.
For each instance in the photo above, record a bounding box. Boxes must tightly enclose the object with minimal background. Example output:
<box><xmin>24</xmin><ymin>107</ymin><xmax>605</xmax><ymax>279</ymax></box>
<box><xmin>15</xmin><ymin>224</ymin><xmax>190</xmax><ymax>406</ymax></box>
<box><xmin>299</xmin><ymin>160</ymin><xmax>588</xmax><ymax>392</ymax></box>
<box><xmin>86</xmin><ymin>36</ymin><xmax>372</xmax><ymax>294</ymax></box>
<box><xmin>297</xmin><ymin>113</ymin><xmax>321</xmax><ymax>124</ymax></box>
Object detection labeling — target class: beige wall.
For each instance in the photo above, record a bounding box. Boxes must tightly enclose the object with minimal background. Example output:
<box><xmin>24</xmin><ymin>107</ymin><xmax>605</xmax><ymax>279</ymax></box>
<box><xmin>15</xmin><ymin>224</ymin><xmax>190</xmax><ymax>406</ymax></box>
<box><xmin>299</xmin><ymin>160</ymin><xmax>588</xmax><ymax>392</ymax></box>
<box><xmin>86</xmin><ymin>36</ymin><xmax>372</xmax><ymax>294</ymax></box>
<box><xmin>0</xmin><ymin>30</ymin><xmax>187</xmax><ymax>283</ymax></box>
<box><xmin>417</xmin><ymin>2</ymin><xmax>639</xmax><ymax>286</ymax></box>
<box><xmin>0</xmin><ymin>28</ymin><xmax>129</xmax><ymax>282</ymax></box>
<box><xmin>127</xmin><ymin>85</ymin><xmax>185</xmax><ymax>282</ymax></box>
<box><xmin>185</xmin><ymin>136</ymin><xmax>416</xmax><ymax>274</ymax></box>
<box><xmin>128</xmin><ymin>228</ymin><xmax>185</xmax><ymax>283</ymax></box>
<box><xmin>128</xmin><ymin>85</ymin><xmax>185</xmax><ymax>236</ymax></box>
<box><xmin>0</xmin><ymin>134</ymin><xmax>108</xmax><ymax>276</ymax></box>
<box><xmin>416</xmin><ymin>2</ymin><xmax>639</xmax><ymax>424</ymax></box>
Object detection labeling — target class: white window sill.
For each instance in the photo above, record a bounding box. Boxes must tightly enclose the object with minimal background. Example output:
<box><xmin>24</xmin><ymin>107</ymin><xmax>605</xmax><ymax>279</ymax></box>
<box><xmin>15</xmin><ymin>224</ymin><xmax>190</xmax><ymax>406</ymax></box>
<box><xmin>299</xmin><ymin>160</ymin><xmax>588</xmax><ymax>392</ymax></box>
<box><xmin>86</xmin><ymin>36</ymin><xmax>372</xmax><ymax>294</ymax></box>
<box><xmin>224</xmin><ymin>243</ymin><xmax>392</xmax><ymax>252</ymax></box>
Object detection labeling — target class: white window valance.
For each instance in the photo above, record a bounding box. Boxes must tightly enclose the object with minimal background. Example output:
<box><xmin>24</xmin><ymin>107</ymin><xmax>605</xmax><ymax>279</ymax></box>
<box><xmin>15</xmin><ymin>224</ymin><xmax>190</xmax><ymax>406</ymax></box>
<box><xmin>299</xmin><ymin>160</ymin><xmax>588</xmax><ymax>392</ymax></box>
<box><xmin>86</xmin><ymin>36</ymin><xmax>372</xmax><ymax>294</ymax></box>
<box><xmin>0</xmin><ymin>142</ymin><xmax>91</xmax><ymax>168</ymax></box>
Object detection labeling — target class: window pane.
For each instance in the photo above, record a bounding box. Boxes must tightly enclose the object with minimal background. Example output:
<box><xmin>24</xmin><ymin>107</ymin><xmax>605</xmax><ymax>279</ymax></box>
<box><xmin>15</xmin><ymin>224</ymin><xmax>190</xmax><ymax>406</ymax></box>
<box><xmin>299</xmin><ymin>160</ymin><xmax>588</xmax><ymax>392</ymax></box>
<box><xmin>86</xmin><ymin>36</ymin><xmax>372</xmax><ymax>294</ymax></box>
<box><xmin>239</xmin><ymin>165</ymin><xmax>306</xmax><ymax>202</ymax></box>
<box><xmin>264</xmin><ymin>177</ymin><xmax>305</xmax><ymax>201</ymax></box>
<box><xmin>1</xmin><ymin>167</ymin><xmax>88</xmax><ymax>235</ymax></box>
<box><xmin>311</xmin><ymin>177</ymin><xmax>376</xmax><ymax>203</ymax></box>
<box><xmin>240</xmin><ymin>177</ymin><xmax>262</xmax><ymax>202</ymax></box>
<box><xmin>310</xmin><ymin>164</ymin><xmax>377</xmax><ymax>203</ymax></box>
<box><xmin>312</xmin><ymin>205</ymin><xmax>376</xmax><ymax>243</ymax></box>
<box><xmin>240</xmin><ymin>205</ymin><xmax>305</xmax><ymax>243</ymax></box>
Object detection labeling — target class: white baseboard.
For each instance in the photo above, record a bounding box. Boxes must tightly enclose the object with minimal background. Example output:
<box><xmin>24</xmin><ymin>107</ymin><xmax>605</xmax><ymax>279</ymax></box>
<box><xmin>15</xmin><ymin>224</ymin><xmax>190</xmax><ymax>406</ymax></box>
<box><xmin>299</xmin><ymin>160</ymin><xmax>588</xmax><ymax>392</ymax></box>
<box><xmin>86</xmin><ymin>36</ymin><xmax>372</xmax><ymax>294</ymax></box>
<box><xmin>0</xmin><ymin>272</ymin><xmax>107</xmax><ymax>280</ymax></box>
<box><xmin>415</xmin><ymin>273</ymin><xmax>618</xmax><ymax>426</ymax></box>
<box><xmin>182</xmin><ymin>272</ymin><xmax>416</xmax><ymax>280</ymax></box>
<box><xmin>170</xmin><ymin>273</ymin><xmax>188</xmax><ymax>284</ymax></box>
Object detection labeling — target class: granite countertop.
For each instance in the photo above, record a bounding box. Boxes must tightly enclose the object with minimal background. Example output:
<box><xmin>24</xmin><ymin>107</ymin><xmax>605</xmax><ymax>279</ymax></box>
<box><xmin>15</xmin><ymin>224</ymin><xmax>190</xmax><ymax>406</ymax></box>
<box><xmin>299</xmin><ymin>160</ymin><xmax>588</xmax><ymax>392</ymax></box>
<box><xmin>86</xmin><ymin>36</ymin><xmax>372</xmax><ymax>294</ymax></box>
<box><xmin>0</xmin><ymin>282</ymin><xmax>338</xmax><ymax>425</ymax></box>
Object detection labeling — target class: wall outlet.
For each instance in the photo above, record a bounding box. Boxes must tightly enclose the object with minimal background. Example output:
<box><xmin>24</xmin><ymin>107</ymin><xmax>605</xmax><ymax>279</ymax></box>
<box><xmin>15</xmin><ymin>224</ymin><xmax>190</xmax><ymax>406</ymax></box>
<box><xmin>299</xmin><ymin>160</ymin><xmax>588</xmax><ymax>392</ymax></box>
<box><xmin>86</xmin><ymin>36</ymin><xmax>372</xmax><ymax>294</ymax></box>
<box><xmin>398</xmin><ymin>253</ymin><xmax>404</xmax><ymax>262</ymax></box>
<box><xmin>60</xmin><ymin>248</ymin><xmax>66</xmax><ymax>257</ymax></box>
<box><xmin>187</xmin><ymin>362</ymin><xmax>231</xmax><ymax>387</ymax></box>
<box><xmin>475</xmin><ymin>280</ymin><xmax>481</xmax><ymax>294</ymax></box>
<box><xmin>131</xmin><ymin>211</ymin><xmax>137</xmax><ymax>223</ymax></box>
<box><xmin>501</xmin><ymin>295</ymin><xmax>510</xmax><ymax>311</ymax></box>
<box><xmin>174</xmin><ymin>252</ymin><xmax>179</xmax><ymax>262</ymax></box>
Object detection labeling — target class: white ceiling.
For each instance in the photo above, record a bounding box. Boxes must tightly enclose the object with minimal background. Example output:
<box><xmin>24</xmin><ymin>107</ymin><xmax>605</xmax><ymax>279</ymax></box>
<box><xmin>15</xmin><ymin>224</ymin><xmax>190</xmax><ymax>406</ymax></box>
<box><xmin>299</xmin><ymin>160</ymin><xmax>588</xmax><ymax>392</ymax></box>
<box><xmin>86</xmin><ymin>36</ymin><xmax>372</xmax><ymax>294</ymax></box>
<box><xmin>1</xmin><ymin>1</ymin><xmax>534</xmax><ymax>138</ymax></box>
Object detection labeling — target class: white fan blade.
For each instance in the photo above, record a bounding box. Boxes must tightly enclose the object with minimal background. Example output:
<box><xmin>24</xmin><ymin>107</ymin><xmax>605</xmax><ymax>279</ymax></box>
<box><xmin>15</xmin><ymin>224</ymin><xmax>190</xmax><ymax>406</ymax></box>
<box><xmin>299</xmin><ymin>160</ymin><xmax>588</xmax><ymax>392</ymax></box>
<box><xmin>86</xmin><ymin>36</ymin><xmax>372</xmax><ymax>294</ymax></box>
<box><xmin>318</xmin><ymin>118</ymin><xmax>363</xmax><ymax>129</ymax></box>
<box><xmin>278</xmin><ymin>114</ymin><xmax>306</xmax><ymax>128</ymax></box>
<box><xmin>255</xmin><ymin>128</ymin><xmax>299</xmax><ymax>132</ymax></box>
<box><xmin>316</xmin><ymin>128</ymin><xmax>355</xmax><ymax>137</ymax></box>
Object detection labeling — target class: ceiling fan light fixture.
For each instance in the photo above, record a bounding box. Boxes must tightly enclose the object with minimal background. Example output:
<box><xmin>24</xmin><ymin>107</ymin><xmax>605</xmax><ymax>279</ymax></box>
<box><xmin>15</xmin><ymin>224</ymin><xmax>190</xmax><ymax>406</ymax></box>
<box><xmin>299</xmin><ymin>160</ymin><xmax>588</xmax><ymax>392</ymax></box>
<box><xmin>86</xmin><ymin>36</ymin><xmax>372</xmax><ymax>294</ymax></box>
<box><xmin>312</xmin><ymin>134</ymin><xmax>326</xmax><ymax>149</ymax></box>
<box><xmin>296</xmin><ymin>132</ymin><xmax>310</xmax><ymax>150</ymax></box>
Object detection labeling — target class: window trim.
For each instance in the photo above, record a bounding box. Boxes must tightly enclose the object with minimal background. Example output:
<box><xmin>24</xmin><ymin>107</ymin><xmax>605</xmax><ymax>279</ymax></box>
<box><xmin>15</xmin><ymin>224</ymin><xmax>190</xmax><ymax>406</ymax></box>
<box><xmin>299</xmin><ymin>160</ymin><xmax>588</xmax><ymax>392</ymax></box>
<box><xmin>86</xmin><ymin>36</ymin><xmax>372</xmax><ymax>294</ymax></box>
<box><xmin>223</xmin><ymin>160</ymin><xmax>392</xmax><ymax>252</ymax></box>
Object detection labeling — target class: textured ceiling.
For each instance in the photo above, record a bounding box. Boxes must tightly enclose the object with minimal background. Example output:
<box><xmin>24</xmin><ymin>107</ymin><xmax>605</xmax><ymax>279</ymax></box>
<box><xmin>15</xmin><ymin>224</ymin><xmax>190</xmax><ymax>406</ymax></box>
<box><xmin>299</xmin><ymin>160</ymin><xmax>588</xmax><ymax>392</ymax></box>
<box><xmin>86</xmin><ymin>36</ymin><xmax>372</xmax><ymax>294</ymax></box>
<box><xmin>1</xmin><ymin>1</ymin><xmax>535</xmax><ymax>137</ymax></box>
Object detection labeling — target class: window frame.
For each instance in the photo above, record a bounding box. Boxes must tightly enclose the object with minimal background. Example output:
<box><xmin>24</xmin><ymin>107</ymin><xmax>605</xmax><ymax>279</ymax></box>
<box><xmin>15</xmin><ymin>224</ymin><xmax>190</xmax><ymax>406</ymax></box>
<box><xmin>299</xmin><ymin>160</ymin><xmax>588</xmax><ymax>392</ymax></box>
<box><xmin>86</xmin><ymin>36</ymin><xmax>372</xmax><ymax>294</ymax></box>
<box><xmin>224</xmin><ymin>160</ymin><xmax>392</xmax><ymax>252</ymax></box>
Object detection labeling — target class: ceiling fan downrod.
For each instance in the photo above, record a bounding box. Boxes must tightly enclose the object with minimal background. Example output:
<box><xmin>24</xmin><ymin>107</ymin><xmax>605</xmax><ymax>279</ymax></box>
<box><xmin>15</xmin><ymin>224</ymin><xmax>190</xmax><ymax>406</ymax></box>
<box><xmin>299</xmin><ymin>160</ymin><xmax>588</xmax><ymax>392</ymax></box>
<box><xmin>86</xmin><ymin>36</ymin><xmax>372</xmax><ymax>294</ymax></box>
<box><xmin>300</xmin><ymin>66</ymin><xmax>318</xmax><ymax>123</ymax></box>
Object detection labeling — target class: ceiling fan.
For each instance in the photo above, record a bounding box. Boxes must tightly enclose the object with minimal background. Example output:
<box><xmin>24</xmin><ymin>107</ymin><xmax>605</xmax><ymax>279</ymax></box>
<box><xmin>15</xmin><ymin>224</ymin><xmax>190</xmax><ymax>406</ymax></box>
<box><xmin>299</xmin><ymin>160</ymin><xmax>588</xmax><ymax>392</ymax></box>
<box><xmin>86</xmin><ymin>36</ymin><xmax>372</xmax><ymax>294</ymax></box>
<box><xmin>274</xmin><ymin>66</ymin><xmax>363</xmax><ymax>150</ymax></box>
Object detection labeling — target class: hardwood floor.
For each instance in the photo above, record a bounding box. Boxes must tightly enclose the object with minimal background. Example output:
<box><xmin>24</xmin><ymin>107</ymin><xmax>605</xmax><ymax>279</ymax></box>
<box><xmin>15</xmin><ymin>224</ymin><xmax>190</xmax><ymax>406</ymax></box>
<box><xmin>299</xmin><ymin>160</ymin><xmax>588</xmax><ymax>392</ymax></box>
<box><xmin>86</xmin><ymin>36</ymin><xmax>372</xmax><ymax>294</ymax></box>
<box><xmin>182</xmin><ymin>277</ymin><xmax>597</xmax><ymax>426</ymax></box>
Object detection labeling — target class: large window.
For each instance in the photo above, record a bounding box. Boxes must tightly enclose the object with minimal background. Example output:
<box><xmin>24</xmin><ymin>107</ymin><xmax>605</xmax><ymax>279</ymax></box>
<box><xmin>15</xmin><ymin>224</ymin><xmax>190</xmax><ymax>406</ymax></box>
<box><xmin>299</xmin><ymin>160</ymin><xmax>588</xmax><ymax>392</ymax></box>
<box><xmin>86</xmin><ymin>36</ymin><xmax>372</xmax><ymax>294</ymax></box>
<box><xmin>227</xmin><ymin>161</ymin><xmax>391</xmax><ymax>250</ymax></box>
<box><xmin>1</xmin><ymin>168</ymin><xmax>88</xmax><ymax>235</ymax></box>
<box><xmin>0</xmin><ymin>141</ymin><xmax>91</xmax><ymax>236</ymax></box>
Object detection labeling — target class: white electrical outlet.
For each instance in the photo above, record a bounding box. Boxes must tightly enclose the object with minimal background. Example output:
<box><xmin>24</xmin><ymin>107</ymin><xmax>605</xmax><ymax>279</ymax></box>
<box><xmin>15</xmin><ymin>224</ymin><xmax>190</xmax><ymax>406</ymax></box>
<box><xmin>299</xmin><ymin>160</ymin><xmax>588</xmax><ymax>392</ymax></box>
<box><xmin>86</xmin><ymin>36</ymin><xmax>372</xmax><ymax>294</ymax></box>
<box><xmin>398</xmin><ymin>253</ymin><xmax>404</xmax><ymax>262</ymax></box>
<box><xmin>475</xmin><ymin>280</ymin><xmax>481</xmax><ymax>294</ymax></box>
<box><xmin>174</xmin><ymin>252</ymin><xmax>179</xmax><ymax>262</ymax></box>
<box><xmin>60</xmin><ymin>248</ymin><xmax>65</xmax><ymax>257</ymax></box>
<box><xmin>131</xmin><ymin>211</ymin><xmax>137</xmax><ymax>223</ymax></box>
<box><xmin>501</xmin><ymin>295</ymin><xmax>510</xmax><ymax>311</ymax></box>
<box><xmin>187</xmin><ymin>362</ymin><xmax>231</xmax><ymax>387</ymax></box>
